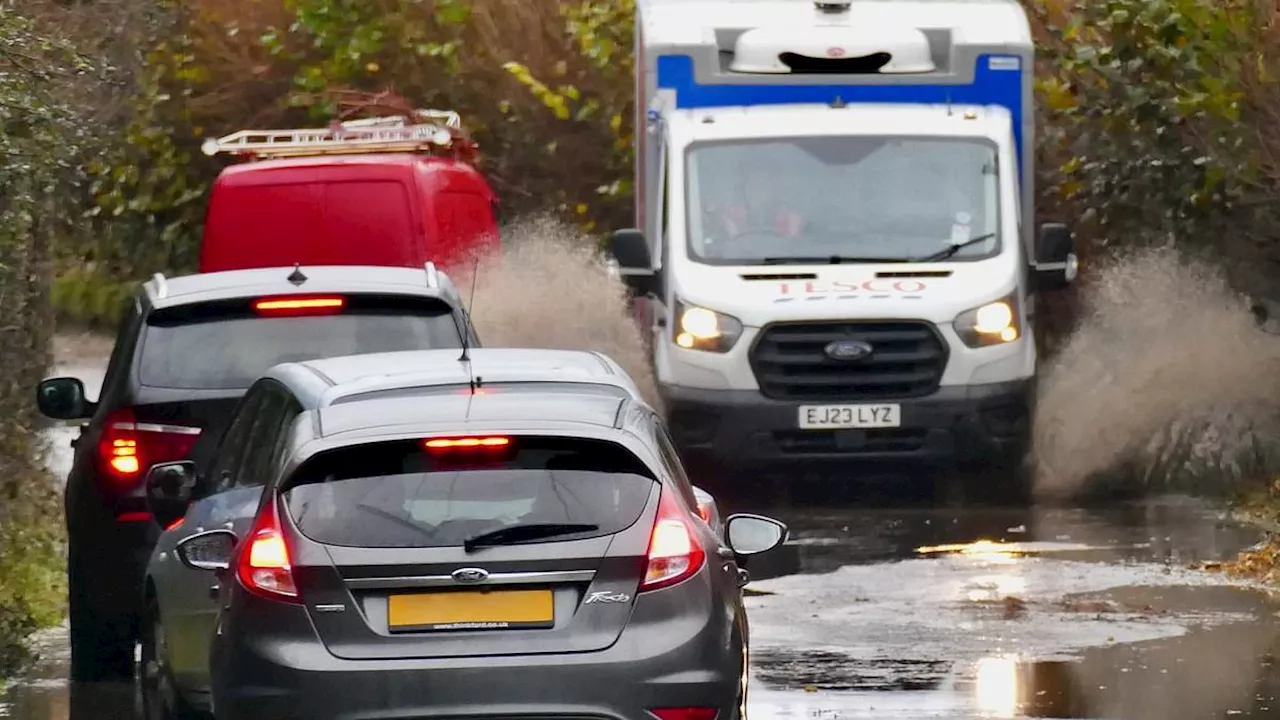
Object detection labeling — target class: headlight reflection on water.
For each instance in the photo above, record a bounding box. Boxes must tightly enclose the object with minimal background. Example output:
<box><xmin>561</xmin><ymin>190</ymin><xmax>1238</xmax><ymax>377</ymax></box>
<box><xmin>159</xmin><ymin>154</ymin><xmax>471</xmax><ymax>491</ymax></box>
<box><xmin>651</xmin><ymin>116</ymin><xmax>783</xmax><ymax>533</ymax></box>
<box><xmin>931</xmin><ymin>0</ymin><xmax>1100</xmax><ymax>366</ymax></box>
<box><xmin>975</xmin><ymin>655</ymin><xmax>1020</xmax><ymax>718</ymax></box>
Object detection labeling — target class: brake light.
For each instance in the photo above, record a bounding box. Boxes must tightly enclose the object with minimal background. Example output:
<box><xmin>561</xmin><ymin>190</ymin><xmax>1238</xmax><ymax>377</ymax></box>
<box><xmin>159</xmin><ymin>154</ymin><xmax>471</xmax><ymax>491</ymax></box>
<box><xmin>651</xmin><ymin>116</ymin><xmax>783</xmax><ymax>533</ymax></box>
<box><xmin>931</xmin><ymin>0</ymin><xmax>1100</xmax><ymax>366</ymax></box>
<box><xmin>424</xmin><ymin>436</ymin><xmax>511</xmax><ymax>450</ymax></box>
<box><xmin>639</xmin><ymin>489</ymin><xmax>706</xmax><ymax>592</ymax></box>
<box><xmin>96</xmin><ymin>408</ymin><xmax>201</xmax><ymax>493</ymax></box>
<box><xmin>253</xmin><ymin>295</ymin><xmax>345</xmax><ymax>316</ymax></box>
<box><xmin>649</xmin><ymin>709</ymin><xmax>718</xmax><ymax>720</ymax></box>
<box><xmin>235</xmin><ymin>497</ymin><xmax>300</xmax><ymax>603</ymax></box>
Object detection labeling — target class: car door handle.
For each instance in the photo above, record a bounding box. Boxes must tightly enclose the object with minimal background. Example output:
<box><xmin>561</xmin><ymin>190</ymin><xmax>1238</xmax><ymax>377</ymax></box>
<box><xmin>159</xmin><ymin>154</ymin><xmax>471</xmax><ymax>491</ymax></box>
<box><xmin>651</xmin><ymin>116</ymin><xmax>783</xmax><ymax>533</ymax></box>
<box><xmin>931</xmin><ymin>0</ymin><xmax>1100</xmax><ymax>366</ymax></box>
<box><xmin>209</xmin><ymin>580</ymin><xmax>220</xmax><ymax>600</ymax></box>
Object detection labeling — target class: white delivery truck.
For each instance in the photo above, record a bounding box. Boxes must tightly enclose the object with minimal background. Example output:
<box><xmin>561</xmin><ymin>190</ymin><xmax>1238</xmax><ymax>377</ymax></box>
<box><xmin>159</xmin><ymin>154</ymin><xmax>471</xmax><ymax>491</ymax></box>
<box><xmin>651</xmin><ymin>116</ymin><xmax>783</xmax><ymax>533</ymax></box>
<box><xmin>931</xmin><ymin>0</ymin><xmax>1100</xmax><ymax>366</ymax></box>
<box><xmin>608</xmin><ymin>0</ymin><xmax>1078</xmax><ymax>492</ymax></box>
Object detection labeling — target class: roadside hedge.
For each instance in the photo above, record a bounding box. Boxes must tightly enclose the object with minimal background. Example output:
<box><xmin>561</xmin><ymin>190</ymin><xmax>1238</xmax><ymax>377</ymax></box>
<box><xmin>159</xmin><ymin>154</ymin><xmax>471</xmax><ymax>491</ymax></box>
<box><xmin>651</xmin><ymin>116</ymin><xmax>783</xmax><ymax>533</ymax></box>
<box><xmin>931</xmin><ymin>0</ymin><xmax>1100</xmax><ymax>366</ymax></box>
<box><xmin>0</xmin><ymin>2</ymin><xmax>103</xmax><ymax>673</ymax></box>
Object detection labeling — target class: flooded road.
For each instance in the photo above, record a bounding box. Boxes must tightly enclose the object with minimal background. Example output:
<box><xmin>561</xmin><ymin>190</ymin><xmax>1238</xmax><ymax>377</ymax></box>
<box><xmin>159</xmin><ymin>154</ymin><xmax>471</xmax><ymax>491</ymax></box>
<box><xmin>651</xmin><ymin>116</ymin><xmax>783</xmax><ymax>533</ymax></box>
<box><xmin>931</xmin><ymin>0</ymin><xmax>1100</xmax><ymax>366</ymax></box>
<box><xmin>4</xmin><ymin>494</ymin><xmax>1277</xmax><ymax>719</ymax></box>
<box><xmin>11</xmin><ymin>338</ymin><xmax>1280</xmax><ymax>719</ymax></box>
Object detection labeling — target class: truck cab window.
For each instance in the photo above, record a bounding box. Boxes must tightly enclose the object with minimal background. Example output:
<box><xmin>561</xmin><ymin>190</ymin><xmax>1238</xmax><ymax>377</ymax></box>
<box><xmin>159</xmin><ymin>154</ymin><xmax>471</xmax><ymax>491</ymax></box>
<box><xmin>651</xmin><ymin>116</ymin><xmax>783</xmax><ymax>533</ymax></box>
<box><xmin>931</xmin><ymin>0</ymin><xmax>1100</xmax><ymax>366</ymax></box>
<box><xmin>685</xmin><ymin>136</ymin><xmax>1001</xmax><ymax>266</ymax></box>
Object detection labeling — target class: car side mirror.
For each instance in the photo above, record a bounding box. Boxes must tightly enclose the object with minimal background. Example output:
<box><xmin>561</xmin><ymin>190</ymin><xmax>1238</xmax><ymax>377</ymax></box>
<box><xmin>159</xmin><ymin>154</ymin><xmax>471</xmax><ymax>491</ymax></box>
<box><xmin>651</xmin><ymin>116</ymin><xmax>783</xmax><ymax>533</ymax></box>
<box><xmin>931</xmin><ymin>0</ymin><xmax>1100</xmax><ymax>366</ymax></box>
<box><xmin>1032</xmin><ymin>222</ymin><xmax>1078</xmax><ymax>292</ymax></box>
<box><xmin>175</xmin><ymin>529</ymin><xmax>238</xmax><ymax>572</ymax></box>
<box><xmin>725</xmin><ymin>513</ymin><xmax>788</xmax><ymax>563</ymax></box>
<box><xmin>608</xmin><ymin>228</ymin><xmax>658</xmax><ymax>296</ymax></box>
<box><xmin>145</xmin><ymin>461</ymin><xmax>199</xmax><ymax>530</ymax></box>
<box><xmin>36</xmin><ymin>377</ymin><xmax>92</xmax><ymax>420</ymax></box>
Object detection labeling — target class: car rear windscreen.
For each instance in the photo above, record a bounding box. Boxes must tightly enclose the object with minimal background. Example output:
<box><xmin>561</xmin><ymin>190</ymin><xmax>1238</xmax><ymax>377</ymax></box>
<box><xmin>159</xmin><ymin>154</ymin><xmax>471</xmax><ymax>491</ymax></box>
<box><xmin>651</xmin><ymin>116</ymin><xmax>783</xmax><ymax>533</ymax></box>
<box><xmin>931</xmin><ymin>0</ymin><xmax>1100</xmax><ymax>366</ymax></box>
<box><xmin>139</xmin><ymin>295</ymin><xmax>462</xmax><ymax>390</ymax></box>
<box><xmin>282</xmin><ymin>437</ymin><xmax>657</xmax><ymax>548</ymax></box>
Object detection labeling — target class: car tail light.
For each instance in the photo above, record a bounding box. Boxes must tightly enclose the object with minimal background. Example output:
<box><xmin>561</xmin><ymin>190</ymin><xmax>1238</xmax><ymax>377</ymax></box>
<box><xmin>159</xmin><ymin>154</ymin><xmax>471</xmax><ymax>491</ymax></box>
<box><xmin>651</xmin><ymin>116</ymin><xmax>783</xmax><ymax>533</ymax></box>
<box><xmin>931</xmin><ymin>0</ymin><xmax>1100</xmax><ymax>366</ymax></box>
<box><xmin>649</xmin><ymin>709</ymin><xmax>718</xmax><ymax>720</ymax></box>
<box><xmin>423</xmin><ymin>436</ymin><xmax>511</xmax><ymax>450</ymax></box>
<box><xmin>96</xmin><ymin>408</ymin><xmax>200</xmax><ymax>494</ymax></box>
<box><xmin>639</xmin><ymin>489</ymin><xmax>706</xmax><ymax>592</ymax></box>
<box><xmin>253</xmin><ymin>295</ymin><xmax>345</xmax><ymax>316</ymax></box>
<box><xmin>236</xmin><ymin>497</ymin><xmax>300</xmax><ymax>603</ymax></box>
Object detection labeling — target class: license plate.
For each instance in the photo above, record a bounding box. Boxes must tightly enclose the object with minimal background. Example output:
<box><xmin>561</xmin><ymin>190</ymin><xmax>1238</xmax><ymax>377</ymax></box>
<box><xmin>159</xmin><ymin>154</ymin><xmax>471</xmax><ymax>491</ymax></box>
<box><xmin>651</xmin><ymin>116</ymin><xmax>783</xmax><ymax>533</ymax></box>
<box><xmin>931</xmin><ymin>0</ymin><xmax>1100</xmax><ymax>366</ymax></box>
<box><xmin>387</xmin><ymin>589</ymin><xmax>554</xmax><ymax>632</ymax></box>
<box><xmin>798</xmin><ymin>404</ymin><xmax>901</xmax><ymax>429</ymax></box>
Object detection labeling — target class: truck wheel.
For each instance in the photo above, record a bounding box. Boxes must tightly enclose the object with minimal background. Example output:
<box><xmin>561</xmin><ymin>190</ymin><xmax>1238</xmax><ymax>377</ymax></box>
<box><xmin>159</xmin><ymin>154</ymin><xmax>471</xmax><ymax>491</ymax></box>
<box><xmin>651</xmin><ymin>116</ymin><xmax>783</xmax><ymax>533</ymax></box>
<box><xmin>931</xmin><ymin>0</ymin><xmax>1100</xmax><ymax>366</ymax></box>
<box><xmin>68</xmin><ymin>549</ymin><xmax>137</xmax><ymax>681</ymax></box>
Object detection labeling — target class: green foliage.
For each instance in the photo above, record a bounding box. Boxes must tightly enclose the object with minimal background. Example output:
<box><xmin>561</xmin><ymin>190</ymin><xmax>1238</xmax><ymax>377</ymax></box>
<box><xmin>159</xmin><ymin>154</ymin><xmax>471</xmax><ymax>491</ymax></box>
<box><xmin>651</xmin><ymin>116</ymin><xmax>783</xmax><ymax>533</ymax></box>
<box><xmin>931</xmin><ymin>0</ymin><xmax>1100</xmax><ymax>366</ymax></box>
<box><xmin>0</xmin><ymin>0</ymin><xmax>81</xmax><ymax>674</ymax></box>
<box><xmin>503</xmin><ymin>0</ymin><xmax>635</xmax><ymax>230</ymax></box>
<box><xmin>264</xmin><ymin>0</ymin><xmax>471</xmax><ymax>116</ymax></box>
<box><xmin>1033</xmin><ymin>0</ymin><xmax>1271</xmax><ymax>251</ymax></box>
<box><xmin>0</xmin><ymin>496</ymin><xmax>67</xmax><ymax>676</ymax></box>
<box><xmin>82</xmin><ymin>2</ymin><xmax>209</xmax><ymax>286</ymax></box>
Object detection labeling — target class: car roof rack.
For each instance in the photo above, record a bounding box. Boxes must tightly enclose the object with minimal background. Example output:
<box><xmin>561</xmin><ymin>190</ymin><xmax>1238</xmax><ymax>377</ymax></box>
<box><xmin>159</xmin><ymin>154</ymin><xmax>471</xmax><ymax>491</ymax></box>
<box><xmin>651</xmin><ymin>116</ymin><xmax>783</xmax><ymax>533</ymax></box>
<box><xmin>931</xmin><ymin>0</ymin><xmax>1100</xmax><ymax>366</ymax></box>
<box><xmin>200</xmin><ymin>110</ymin><xmax>469</xmax><ymax>161</ymax></box>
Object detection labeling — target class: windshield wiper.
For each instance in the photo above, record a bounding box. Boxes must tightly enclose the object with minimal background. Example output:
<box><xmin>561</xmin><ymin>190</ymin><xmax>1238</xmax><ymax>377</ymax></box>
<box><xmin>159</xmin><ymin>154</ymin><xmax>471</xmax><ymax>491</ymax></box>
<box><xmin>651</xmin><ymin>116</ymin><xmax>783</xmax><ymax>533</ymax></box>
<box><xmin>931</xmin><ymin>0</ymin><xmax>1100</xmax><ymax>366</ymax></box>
<box><xmin>918</xmin><ymin>233</ymin><xmax>997</xmax><ymax>263</ymax></box>
<box><xmin>463</xmin><ymin>523</ymin><xmax>600</xmax><ymax>553</ymax></box>
<box><xmin>762</xmin><ymin>256</ymin><xmax>910</xmax><ymax>265</ymax></box>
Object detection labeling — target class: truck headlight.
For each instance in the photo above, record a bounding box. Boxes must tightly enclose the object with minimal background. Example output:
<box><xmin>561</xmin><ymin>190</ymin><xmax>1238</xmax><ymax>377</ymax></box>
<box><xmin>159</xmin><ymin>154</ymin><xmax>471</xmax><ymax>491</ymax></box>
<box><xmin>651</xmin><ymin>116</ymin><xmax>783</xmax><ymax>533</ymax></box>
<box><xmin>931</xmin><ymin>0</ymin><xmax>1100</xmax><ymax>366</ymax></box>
<box><xmin>953</xmin><ymin>294</ymin><xmax>1021</xmax><ymax>348</ymax></box>
<box><xmin>672</xmin><ymin>299</ymin><xmax>744</xmax><ymax>353</ymax></box>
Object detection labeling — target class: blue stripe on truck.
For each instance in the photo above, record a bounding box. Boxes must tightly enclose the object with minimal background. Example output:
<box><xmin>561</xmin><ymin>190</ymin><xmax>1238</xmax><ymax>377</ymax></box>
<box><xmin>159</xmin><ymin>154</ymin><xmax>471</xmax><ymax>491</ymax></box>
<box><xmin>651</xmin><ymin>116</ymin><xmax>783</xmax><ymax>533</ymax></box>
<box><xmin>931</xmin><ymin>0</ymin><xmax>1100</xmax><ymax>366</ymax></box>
<box><xmin>655</xmin><ymin>53</ymin><xmax>1025</xmax><ymax>181</ymax></box>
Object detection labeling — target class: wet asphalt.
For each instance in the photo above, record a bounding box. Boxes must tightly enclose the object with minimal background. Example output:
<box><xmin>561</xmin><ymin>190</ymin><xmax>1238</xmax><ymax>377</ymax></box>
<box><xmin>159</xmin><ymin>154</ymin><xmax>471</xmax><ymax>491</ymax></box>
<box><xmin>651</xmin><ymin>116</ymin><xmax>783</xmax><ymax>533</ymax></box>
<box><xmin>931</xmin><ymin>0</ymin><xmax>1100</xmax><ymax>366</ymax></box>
<box><xmin>4</xmin><ymin>493</ymin><xmax>1278</xmax><ymax>720</ymax></box>
<box><xmin>14</xmin><ymin>359</ymin><xmax>1280</xmax><ymax>718</ymax></box>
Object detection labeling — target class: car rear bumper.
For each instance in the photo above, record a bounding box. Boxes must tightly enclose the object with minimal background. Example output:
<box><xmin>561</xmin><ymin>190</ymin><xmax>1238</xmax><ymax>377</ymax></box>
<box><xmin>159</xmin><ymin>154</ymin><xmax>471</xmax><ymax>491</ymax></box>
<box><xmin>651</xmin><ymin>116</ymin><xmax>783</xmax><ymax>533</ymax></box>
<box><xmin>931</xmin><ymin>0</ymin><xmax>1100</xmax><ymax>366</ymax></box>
<box><xmin>661</xmin><ymin>379</ymin><xmax>1033</xmax><ymax>470</ymax></box>
<box><xmin>211</xmin><ymin>590</ymin><xmax>744</xmax><ymax>720</ymax></box>
<box><xmin>67</xmin><ymin>491</ymin><xmax>157</xmax><ymax>622</ymax></box>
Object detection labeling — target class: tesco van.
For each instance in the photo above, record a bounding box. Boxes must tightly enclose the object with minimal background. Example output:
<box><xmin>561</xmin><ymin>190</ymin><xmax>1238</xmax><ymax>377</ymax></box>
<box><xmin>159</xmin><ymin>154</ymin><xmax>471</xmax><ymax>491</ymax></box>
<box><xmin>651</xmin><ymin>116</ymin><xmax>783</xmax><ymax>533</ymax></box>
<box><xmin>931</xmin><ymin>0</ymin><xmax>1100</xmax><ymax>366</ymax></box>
<box><xmin>198</xmin><ymin>110</ymin><xmax>501</xmax><ymax>273</ymax></box>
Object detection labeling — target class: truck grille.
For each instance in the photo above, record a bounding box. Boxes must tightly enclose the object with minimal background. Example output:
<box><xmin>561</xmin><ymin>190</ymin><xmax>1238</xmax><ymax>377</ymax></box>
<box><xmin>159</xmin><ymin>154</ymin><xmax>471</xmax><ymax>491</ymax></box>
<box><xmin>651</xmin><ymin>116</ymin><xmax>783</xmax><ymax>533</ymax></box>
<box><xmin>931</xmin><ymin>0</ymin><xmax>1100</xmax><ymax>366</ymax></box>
<box><xmin>749</xmin><ymin>321</ymin><xmax>947</xmax><ymax>401</ymax></box>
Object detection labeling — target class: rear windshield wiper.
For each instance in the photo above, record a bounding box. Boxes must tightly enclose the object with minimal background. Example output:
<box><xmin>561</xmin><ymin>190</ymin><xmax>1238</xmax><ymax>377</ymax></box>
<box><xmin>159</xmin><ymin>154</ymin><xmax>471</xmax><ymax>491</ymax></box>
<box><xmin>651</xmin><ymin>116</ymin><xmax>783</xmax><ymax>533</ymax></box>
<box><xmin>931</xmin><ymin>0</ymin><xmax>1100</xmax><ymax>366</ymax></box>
<box><xmin>918</xmin><ymin>233</ymin><xmax>997</xmax><ymax>263</ymax></box>
<box><xmin>463</xmin><ymin>523</ymin><xmax>600</xmax><ymax>553</ymax></box>
<box><xmin>762</xmin><ymin>256</ymin><xmax>910</xmax><ymax>265</ymax></box>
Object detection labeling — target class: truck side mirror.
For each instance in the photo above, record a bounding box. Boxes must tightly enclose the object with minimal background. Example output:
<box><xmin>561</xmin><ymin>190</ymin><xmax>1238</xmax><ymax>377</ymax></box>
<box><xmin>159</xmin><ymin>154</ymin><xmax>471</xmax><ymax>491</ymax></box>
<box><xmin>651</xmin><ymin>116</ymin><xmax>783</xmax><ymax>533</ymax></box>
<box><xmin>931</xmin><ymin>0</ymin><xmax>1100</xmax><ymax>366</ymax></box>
<box><xmin>609</xmin><ymin>228</ymin><xmax>653</xmax><ymax>270</ymax></box>
<box><xmin>1032</xmin><ymin>222</ymin><xmax>1078</xmax><ymax>292</ymax></box>
<box><xmin>608</xmin><ymin>228</ymin><xmax>658</xmax><ymax>295</ymax></box>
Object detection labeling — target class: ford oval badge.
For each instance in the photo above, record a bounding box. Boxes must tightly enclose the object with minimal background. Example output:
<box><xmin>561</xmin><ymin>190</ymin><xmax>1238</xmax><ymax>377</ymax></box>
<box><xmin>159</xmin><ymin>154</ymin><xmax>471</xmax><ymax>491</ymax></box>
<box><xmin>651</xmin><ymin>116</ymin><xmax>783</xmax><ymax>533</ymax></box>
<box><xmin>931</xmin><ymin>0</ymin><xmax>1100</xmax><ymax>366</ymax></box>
<box><xmin>824</xmin><ymin>340</ymin><xmax>873</xmax><ymax>361</ymax></box>
<box><xmin>451</xmin><ymin>567</ymin><xmax>490</xmax><ymax>584</ymax></box>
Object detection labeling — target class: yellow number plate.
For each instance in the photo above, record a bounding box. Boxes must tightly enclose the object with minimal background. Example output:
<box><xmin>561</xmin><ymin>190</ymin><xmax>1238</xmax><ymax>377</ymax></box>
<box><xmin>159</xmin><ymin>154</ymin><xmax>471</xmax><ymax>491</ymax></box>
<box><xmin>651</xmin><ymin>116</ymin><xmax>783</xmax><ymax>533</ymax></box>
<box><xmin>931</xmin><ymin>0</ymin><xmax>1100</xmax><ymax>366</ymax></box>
<box><xmin>387</xmin><ymin>589</ymin><xmax>554</xmax><ymax>632</ymax></box>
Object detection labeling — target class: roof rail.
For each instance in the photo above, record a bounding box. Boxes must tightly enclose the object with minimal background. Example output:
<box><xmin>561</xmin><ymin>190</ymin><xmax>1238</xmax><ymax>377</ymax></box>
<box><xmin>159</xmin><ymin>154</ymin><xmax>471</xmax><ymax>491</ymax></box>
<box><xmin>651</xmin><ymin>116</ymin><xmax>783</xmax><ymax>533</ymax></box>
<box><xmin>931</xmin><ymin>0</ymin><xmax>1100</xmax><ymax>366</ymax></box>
<box><xmin>424</xmin><ymin>262</ymin><xmax>440</xmax><ymax>290</ymax></box>
<box><xmin>150</xmin><ymin>272</ymin><xmax>168</xmax><ymax>299</ymax></box>
<box><xmin>200</xmin><ymin>110</ymin><xmax>466</xmax><ymax>161</ymax></box>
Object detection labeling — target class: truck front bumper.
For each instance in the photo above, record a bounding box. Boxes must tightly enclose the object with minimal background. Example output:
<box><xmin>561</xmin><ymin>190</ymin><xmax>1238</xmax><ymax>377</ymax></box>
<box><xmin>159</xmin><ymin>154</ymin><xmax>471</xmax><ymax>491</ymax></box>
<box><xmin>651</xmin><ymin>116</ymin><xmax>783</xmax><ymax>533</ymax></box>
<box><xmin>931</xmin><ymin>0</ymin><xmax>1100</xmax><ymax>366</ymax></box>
<box><xmin>660</xmin><ymin>379</ymin><xmax>1033</xmax><ymax>471</ymax></box>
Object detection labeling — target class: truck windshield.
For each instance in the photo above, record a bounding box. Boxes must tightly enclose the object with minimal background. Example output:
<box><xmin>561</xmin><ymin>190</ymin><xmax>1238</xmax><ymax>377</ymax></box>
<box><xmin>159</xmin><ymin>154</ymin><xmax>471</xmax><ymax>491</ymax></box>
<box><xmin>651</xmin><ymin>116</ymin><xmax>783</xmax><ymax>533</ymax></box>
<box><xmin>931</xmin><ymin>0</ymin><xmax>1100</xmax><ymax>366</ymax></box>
<box><xmin>684</xmin><ymin>136</ymin><xmax>1001</xmax><ymax>265</ymax></box>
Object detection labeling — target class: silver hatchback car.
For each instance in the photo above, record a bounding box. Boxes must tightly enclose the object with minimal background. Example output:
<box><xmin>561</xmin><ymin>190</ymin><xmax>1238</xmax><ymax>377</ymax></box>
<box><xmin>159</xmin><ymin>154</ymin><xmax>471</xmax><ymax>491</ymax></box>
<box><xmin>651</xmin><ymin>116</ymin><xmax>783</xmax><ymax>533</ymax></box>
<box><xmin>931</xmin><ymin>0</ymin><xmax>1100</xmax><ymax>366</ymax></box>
<box><xmin>142</xmin><ymin>349</ymin><xmax>786</xmax><ymax>720</ymax></box>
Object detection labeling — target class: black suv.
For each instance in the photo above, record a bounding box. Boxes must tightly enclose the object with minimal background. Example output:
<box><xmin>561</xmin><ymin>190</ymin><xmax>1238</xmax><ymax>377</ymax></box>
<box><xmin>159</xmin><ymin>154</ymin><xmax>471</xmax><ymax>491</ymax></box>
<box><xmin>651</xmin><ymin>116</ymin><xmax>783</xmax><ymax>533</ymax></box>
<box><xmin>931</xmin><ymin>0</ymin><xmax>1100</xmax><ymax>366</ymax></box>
<box><xmin>36</xmin><ymin>263</ymin><xmax>476</xmax><ymax>681</ymax></box>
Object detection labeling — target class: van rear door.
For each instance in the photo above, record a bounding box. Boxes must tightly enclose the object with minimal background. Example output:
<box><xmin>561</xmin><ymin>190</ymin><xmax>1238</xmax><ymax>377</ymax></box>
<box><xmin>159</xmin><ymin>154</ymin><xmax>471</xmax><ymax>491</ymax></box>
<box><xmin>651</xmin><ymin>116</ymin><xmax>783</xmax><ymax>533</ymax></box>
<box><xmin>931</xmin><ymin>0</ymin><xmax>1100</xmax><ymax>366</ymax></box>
<box><xmin>201</xmin><ymin>168</ymin><xmax>420</xmax><ymax>272</ymax></box>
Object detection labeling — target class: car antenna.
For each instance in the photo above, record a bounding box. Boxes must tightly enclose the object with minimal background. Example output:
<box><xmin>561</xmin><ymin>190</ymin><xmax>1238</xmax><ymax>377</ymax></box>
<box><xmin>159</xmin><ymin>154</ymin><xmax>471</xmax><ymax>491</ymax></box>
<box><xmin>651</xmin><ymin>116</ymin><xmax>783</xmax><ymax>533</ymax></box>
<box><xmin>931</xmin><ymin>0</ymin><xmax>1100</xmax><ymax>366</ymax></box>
<box><xmin>287</xmin><ymin>263</ymin><xmax>308</xmax><ymax>286</ymax></box>
<box><xmin>459</xmin><ymin>256</ymin><xmax>481</xmax><ymax>392</ymax></box>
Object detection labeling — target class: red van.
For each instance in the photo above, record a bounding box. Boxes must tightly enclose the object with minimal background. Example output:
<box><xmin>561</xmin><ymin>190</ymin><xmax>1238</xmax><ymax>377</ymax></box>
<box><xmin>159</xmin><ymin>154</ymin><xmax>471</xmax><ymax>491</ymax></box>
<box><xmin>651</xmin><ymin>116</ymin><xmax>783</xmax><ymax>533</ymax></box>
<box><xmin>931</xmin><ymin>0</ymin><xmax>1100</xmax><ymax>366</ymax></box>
<box><xmin>198</xmin><ymin>111</ymin><xmax>501</xmax><ymax>273</ymax></box>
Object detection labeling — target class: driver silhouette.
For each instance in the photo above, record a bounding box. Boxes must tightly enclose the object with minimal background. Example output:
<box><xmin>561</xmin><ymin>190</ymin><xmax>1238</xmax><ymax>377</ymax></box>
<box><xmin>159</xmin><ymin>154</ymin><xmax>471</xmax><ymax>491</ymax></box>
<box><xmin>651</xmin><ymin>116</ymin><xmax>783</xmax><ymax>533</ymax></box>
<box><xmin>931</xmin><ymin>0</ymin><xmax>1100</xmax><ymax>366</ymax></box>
<box><xmin>715</xmin><ymin>161</ymin><xmax>806</xmax><ymax>239</ymax></box>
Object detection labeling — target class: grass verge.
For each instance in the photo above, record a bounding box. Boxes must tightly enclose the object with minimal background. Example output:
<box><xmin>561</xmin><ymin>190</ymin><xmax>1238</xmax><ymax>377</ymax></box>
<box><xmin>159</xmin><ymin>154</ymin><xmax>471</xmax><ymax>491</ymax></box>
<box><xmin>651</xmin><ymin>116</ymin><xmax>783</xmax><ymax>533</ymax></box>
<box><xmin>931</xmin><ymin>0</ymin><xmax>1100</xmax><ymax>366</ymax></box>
<box><xmin>0</xmin><ymin>479</ymin><xmax>66</xmax><ymax>680</ymax></box>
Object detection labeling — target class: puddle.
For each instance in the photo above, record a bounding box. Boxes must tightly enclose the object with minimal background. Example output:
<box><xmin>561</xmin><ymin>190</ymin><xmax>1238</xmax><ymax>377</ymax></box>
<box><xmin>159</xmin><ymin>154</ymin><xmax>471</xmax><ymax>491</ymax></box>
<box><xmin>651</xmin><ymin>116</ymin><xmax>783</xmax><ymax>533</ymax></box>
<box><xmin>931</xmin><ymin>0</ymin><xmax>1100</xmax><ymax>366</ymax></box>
<box><xmin>915</xmin><ymin>540</ymin><xmax>1154</xmax><ymax>556</ymax></box>
<box><xmin>750</xmin><ymin>615</ymin><xmax>1280</xmax><ymax>718</ymax></box>
<box><xmin>5</xmin><ymin>496</ymin><xmax>1273</xmax><ymax>720</ymax></box>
